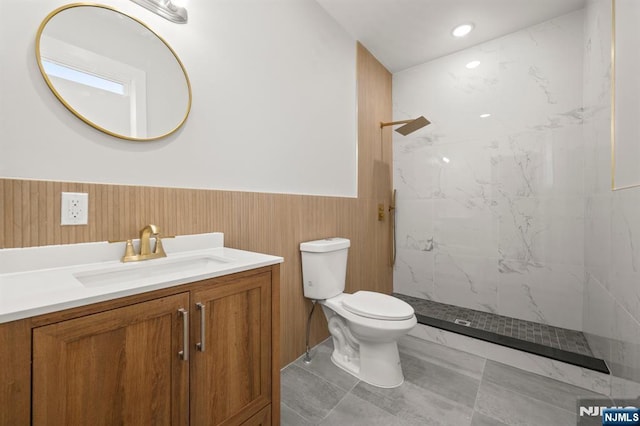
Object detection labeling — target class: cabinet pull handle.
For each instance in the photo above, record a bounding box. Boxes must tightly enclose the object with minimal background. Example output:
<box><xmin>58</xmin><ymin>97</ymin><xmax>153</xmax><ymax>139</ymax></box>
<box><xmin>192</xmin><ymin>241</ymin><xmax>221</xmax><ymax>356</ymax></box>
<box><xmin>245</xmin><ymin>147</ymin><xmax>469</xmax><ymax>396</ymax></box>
<box><xmin>196</xmin><ymin>302</ymin><xmax>205</xmax><ymax>352</ymax></box>
<box><xmin>178</xmin><ymin>308</ymin><xmax>189</xmax><ymax>361</ymax></box>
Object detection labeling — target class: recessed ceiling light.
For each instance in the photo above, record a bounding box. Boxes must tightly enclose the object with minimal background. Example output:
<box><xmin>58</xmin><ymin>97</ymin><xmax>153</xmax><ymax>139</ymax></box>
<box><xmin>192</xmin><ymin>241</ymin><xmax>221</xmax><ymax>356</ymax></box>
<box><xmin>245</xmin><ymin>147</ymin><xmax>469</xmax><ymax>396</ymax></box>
<box><xmin>452</xmin><ymin>23</ymin><xmax>474</xmax><ymax>38</ymax></box>
<box><xmin>442</xmin><ymin>157</ymin><xmax>451</xmax><ymax>164</ymax></box>
<box><xmin>466</xmin><ymin>60</ymin><xmax>481</xmax><ymax>69</ymax></box>
<box><xmin>480</xmin><ymin>113</ymin><xmax>492</xmax><ymax>118</ymax></box>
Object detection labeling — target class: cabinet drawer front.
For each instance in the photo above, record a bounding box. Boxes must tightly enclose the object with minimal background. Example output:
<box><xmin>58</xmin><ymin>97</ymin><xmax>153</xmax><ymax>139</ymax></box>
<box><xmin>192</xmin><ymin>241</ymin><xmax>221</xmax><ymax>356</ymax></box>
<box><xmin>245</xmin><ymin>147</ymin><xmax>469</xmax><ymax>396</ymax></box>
<box><xmin>191</xmin><ymin>272</ymin><xmax>272</xmax><ymax>426</ymax></box>
<box><xmin>32</xmin><ymin>293</ymin><xmax>190</xmax><ymax>426</ymax></box>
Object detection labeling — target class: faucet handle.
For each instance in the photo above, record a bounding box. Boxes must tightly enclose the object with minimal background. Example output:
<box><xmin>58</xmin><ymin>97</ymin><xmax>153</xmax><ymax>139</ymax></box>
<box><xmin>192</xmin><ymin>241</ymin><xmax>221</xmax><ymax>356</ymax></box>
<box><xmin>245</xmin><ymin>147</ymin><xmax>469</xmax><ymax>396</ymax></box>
<box><xmin>109</xmin><ymin>238</ymin><xmax>137</xmax><ymax>262</ymax></box>
<box><xmin>122</xmin><ymin>239</ymin><xmax>136</xmax><ymax>262</ymax></box>
<box><xmin>124</xmin><ymin>239</ymin><xmax>135</xmax><ymax>256</ymax></box>
<box><xmin>151</xmin><ymin>233</ymin><xmax>174</xmax><ymax>257</ymax></box>
<box><xmin>153</xmin><ymin>236</ymin><xmax>167</xmax><ymax>257</ymax></box>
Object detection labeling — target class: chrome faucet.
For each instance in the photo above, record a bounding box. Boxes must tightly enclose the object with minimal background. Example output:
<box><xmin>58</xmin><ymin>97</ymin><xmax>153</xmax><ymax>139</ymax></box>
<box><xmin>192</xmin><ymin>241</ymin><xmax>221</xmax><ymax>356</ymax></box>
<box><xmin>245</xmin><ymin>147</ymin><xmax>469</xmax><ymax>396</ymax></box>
<box><xmin>121</xmin><ymin>224</ymin><xmax>168</xmax><ymax>262</ymax></box>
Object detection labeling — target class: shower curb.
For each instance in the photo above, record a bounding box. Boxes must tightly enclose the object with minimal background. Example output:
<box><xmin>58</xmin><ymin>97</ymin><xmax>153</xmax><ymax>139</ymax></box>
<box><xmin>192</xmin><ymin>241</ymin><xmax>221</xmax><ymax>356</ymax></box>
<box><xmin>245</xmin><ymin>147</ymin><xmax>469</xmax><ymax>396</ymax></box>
<box><xmin>415</xmin><ymin>313</ymin><xmax>609</xmax><ymax>374</ymax></box>
<box><xmin>408</xmin><ymin>323</ymin><xmax>612</xmax><ymax>395</ymax></box>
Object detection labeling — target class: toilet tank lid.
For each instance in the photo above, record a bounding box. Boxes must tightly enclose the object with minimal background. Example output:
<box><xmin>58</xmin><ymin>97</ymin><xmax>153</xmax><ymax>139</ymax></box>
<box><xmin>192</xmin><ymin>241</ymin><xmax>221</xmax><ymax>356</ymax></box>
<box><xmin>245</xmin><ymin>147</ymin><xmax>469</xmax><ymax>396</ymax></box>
<box><xmin>300</xmin><ymin>238</ymin><xmax>350</xmax><ymax>253</ymax></box>
<box><xmin>342</xmin><ymin>291</ymin><xmax>415</xmax><ymax>320</ymax></box>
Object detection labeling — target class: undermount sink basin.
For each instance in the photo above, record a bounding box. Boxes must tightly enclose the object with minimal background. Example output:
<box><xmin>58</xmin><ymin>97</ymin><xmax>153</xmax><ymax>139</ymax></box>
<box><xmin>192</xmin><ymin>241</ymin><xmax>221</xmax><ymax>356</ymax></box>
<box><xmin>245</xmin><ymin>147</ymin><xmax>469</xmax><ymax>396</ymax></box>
<box><xmin>74</xmin><ymin>254</ymin><xmax>233</xmax><ymax>288</ymax></box>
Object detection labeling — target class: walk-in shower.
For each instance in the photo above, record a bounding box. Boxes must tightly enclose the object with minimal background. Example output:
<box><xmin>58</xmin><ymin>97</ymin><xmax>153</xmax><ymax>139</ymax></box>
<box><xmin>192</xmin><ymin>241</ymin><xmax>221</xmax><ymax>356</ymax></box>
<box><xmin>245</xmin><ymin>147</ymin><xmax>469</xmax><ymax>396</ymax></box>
<box><xmin>387</xmin><ymin>7</ymin><xmax>612</xmax><ymax>375</ymax></box>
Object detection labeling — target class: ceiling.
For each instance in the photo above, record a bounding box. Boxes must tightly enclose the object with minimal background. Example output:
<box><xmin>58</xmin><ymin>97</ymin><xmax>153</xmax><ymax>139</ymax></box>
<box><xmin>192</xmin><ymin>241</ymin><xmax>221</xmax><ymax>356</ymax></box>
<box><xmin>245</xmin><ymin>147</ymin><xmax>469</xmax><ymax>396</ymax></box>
<box><xmin>315</xmin><ymin>0</ymin><xmax>587</xmax><ymax>73</ymax></box>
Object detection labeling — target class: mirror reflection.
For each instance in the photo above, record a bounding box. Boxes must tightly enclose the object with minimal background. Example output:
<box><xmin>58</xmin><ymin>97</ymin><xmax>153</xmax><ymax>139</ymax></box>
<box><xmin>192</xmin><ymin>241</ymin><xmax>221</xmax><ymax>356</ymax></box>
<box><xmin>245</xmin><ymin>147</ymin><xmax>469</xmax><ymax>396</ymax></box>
<box><xmin>36</xmin><ymin>4</ymin><xmax>191</xmax><ymax>141</ymax></box>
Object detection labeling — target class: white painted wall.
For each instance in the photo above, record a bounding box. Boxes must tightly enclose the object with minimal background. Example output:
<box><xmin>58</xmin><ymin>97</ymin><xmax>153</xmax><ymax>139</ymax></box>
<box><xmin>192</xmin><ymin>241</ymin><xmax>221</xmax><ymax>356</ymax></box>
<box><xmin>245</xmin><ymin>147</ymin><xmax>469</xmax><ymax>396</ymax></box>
<box><xmin>0</xmin><ymin>0</ymin><xmax>357</xmax><ymax>197</ymax></box>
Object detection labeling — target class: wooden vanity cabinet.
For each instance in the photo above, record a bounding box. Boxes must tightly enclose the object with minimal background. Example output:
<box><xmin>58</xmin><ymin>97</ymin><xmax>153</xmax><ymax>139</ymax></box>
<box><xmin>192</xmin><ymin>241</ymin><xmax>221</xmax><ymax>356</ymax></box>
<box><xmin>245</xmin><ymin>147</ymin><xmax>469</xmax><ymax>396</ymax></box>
<box><xmin>190</xmin><ymin>271</ymin><xmax>272</xmax><ymax>426</ymax></box>
<box><xmin>241</xmin><ymin>405</ymin><xmax>271</xmax><ymax>426</ymax></box>
<box><xmin>32</xmin><ymin>293</ymin><xmax>190</xmax><ymax>425</ymax></box>
<box><xmin>0</xmin><ymin>264</ymin><xmax>280</xmax><ymax>426</ymax></box>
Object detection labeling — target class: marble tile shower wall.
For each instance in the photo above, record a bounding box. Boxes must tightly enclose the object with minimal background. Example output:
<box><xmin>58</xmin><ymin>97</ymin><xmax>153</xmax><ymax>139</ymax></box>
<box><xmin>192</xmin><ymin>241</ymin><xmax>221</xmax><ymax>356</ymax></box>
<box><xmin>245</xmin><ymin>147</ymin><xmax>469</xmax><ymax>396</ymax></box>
<box><xmin>392</xmin><ymin>10</ymin><xmax>586</xmax><ymax>331</ymax></box>
<box><xmin>582</xmin><ymin>0</ymin><xmax>640</xmax><ymax>394</ymax></box>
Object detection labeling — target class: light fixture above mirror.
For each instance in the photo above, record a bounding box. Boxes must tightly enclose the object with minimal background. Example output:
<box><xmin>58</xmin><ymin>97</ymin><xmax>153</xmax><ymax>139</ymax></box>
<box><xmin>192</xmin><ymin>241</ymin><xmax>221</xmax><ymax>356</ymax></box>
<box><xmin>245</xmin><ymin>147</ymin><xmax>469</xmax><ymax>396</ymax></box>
<box><xmin>130</xmin><ymin>0</ymin><xmax>188</xmax><ymax>24</ymax></box>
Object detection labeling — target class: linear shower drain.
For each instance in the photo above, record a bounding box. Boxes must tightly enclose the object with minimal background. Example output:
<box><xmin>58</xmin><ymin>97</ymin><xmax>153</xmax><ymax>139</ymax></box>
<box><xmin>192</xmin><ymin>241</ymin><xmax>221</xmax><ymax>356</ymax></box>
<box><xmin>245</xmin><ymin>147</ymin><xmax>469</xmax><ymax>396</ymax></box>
<box><xmin>454</xmin><ymin>319</ymin><xmax>471</xmax><ymax>327</ymax></box>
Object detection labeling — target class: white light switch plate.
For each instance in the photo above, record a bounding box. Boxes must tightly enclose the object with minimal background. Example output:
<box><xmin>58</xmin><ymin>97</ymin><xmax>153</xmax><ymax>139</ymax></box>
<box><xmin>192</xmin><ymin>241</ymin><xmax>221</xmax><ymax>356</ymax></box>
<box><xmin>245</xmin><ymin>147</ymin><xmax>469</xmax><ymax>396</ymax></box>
<box><xmin>61</xmin><ymin>192</ymin><xmax>88</xmax><ymax>225</ymax></box>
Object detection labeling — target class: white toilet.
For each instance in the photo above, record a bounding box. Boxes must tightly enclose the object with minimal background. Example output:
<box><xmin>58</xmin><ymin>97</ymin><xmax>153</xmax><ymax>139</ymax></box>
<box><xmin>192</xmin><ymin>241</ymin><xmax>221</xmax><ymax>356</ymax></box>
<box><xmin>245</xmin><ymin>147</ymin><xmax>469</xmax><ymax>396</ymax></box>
<box><xmin>300</xmin><ymin>237</ymin><xmax>417</xmax><ymax>388</ymax></box>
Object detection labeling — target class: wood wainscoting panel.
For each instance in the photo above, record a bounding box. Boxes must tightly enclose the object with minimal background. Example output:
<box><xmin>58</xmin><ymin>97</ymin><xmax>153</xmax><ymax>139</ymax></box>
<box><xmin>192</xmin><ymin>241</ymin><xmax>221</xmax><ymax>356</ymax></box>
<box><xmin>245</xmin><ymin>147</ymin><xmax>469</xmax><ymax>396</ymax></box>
<box><xmin>357</xmin><ymin>42</ymin><xmax>393</xmax><ymax>202</ymax></box>
<box><xmin>0</xmin><ymin>44</ymin><xmax>392</xmax><ymax>367</ymax></box>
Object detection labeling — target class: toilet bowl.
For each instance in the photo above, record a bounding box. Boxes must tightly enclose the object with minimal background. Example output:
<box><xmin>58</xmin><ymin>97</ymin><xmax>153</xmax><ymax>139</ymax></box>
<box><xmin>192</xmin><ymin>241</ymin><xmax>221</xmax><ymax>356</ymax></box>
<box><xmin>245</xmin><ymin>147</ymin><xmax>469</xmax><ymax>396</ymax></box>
<box><xmin>300</xmin><ymin>238</ymin><xmax>416</xmax><ymax>388</ymax></box>
<box><xmin>320</xmin><ymin>291</ymin><xmax>416</xmax><ymax>387</ymax></box>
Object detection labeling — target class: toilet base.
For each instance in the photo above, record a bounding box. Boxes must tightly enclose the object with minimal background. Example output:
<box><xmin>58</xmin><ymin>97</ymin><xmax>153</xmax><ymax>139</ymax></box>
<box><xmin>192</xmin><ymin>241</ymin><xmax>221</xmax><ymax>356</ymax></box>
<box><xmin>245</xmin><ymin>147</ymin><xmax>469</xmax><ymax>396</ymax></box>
<box><xmin>330</xmin><ymin>340</ymin><xmax>405</xmax><ymax>388</ymax></box>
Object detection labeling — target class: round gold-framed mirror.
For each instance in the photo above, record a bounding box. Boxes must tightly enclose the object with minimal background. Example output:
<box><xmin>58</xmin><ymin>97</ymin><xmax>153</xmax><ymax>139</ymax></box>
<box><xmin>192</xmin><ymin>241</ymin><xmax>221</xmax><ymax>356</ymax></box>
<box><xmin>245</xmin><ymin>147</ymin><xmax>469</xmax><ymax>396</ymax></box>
<box><xmin>36</xmin><ymin>3</ymin><xmax>192</xmax><ymax>141</ymax></box>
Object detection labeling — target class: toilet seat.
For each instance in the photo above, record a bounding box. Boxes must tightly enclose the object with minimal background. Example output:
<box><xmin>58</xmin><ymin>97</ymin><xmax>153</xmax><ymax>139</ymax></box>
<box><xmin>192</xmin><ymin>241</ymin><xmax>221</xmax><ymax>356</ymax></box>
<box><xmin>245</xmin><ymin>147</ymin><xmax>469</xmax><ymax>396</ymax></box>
<box><xmin>321</xmin><ymin>294</ymin><xmax>416</xmax><ymax>332</ymax></box>
<box><xmin>341</xmin><ymin>291</ymin><xmax>414</xmax><ymax>321</ymax></box>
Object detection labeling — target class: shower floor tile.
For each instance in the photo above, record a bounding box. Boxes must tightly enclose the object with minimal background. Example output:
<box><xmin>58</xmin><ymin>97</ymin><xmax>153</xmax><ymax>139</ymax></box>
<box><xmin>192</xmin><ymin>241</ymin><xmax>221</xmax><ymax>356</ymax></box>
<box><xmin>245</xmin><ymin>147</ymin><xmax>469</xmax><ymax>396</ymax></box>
<box><xmin>393</xmin><ymin>293</ymin><xmax>592</xmax><ymax>356</ymax></box>
<box><xmin>394</xmin><ymin>293</ymin><xmax>608</xmax><ymax>374</ymax></box>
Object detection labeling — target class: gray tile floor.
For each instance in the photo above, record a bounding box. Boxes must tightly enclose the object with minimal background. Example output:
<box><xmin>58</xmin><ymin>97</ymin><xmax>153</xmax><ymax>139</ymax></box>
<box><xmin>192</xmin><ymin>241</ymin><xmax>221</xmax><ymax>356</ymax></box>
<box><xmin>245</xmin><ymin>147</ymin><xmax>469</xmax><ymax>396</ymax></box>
<box><xmin>394</xmin><ymin>293</ymin><xmax>593</xmax><ymax>356</ymax></box>
<box><xmin>281</xmin><ymin>336</ymin><xmax>610</xmax><ymax>425</ymax></box>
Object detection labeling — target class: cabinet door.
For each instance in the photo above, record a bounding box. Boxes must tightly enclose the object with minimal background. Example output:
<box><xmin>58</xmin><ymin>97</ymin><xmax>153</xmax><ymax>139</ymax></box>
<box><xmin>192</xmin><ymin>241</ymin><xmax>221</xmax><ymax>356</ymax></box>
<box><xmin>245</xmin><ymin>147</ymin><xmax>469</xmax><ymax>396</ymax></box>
<box><xmin>191</xmin><ymin>272</ymin><xmax>271</xmax><ymax>426</ymax></box>
<box><xmin>242</xmin><ymin>405</ymin><xmax>271</xmax><ymax>426</ymax></box>
<box><xmin>32</xmin><ymin>293</ymin><xmax>190</xmax><ymax>426</ymax></box>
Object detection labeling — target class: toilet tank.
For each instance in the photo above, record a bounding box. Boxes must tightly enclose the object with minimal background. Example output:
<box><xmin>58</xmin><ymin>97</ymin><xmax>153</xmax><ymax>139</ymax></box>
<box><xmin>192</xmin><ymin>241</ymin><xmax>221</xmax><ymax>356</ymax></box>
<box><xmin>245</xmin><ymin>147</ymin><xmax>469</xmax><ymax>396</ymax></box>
<box><xmin>299</xmin><ymin>238</ymin><xmax>350</xmax><ymax>300</ymax></box>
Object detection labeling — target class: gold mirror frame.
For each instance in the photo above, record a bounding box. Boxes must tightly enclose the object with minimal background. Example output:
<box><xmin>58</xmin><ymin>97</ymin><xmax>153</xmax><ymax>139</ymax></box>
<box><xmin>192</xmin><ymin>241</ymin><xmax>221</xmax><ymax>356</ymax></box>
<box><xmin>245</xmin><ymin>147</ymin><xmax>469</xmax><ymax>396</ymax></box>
<box><xmin>35</xmin><ymin>3</ymin><xmax>192</xmax><ymax>141</ymax></box>
<box><xmin>611</xmin><ymin>0</ymin><xmax>640</xmax><ymax>190</ymax></box>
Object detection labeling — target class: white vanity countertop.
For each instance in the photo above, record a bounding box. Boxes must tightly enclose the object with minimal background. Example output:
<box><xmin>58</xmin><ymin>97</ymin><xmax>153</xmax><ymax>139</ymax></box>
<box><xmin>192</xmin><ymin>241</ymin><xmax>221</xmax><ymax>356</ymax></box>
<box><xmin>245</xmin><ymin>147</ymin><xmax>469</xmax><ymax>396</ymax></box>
<box><xmin>0</xmin><ymin>233</ymin><xmax>283</xmax><ymax>324</ymax></box>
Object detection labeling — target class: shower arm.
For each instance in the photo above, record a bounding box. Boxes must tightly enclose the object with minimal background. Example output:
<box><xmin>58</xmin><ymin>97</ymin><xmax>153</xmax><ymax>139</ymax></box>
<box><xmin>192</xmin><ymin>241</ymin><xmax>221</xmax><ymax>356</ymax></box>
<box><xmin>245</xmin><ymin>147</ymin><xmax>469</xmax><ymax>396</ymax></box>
<box><xmin>380</xmin><ymin>119</ymin><xmax>414</xmax><ymax>128</ymax></box>
<box><xmin>380</xmin><ymin>116</ymin><xmax>430</xmax><ymax>136</ymax></box>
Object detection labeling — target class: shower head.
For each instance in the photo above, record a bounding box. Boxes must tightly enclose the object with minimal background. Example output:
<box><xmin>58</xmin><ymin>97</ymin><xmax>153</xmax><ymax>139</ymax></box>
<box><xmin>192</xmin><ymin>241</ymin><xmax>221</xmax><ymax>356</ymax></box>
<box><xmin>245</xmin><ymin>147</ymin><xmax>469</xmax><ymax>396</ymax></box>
<box><xmin>380</xmin><ymin>116</ymin><xmax>430</xmax><ymax>136</ymax></box>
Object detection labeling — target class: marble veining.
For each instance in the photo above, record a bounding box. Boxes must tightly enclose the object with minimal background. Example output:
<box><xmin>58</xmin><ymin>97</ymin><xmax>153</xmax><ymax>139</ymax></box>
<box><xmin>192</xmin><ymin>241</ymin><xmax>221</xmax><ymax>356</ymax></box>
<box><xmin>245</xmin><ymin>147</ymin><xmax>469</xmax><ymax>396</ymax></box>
<box><xmin>582</xmin><ymin>0</ymin><xmax>640</xmax><ymax>388</ymax></box>
<box><xmin>393</xmin><ymin>10</ymin><xmax>586</xmax><ymax>332</ymax></box>
<box><xmin>405</xmin><ymin>235</ymin><xmax>434</xmax><ymax>252</ymax></box>
<box><xmin>391</xmin><ymin>0</ymin><xmax>640</xmax><ymax>390</ymax></box>
<box><xmin>527</xmin><ymin>65</ymin><xmax>557</xmax><ymax>105</ymax></box>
